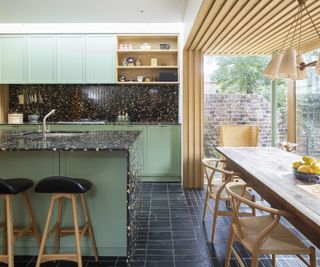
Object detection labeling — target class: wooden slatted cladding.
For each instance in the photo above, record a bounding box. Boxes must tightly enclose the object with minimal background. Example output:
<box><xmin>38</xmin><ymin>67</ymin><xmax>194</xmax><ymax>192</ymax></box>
<box><xmin>182</xmin><ymin>0</ymin><xmax>320</xmax><ymax>188</ymax></box>
<box><xmin>186</xmin><ymin>0</ymin><xmax>320</xmax><ymax>55</ymax></box>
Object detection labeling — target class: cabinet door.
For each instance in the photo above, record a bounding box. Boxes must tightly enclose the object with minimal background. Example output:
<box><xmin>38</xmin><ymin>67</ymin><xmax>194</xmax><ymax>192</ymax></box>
<box><xmin>57</xmin><ymin>35</ymin><xmax>85</xmax><ymax>83</ymax></box>
<box><xmin>27</xmin><ymin>35</ymin><xmax>56</xmax><ymax>83</ymax></box>
<box><xmin>85</xmin><ymin>35</ymin><xmax>115</xmax><ymax>83</ymax></box>
<box><xmin>144</xmin><ymin>126</ymin><xmax>181</xmax><ymax>177</ymax></box>
<box><xmin>0</xmin><ymin>35</ymin><xmax>26</xmax><ymax>83</ymax></box>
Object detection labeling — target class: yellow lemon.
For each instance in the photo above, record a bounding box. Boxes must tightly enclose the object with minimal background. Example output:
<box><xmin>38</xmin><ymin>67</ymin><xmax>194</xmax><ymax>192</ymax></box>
<box><xmin>292</xmin><ymin>161</ymin><xmax>304</xmax><ymax>170</ymax></box>
<box><xmin>302</xmin><ymin>155</ymin><xmax>316</xmax><ymax>165</ymax></box>
<box><xmin>297</xmin><ymin>165</ymin><xmax>311</xmax><ymax>173</ymax></box>
<box><xmin>310</xmin><ymin>162</ymin><xmax>320</xmax><ymax>175</ymax></box>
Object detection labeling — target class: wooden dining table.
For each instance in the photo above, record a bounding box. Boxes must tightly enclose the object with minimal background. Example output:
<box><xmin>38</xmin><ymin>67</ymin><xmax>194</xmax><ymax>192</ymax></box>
<box><xmin>216</xmin><ymin>146</ymin><xmax>320</xmax><ymax>248</ymax></box>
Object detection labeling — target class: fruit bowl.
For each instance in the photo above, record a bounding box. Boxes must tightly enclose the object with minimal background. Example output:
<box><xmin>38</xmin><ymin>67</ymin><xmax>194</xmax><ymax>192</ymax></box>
<box><xmin>293</xmin><ymin>169</ymin><xmax>320</xmax><ymax>183</ymax></box>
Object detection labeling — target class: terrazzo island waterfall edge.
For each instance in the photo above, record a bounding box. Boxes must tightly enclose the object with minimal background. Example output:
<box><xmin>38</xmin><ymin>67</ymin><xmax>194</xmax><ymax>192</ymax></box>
<box><xmin>0</xmin><ymin>130</ymin><xmax>143</xmax><ymax>265</ymax></box>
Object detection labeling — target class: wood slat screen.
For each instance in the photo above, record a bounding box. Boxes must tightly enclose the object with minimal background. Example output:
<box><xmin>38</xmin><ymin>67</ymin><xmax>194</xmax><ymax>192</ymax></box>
<box><xmin>0</xmin><ymin>85</ymin><xmax>9</xmax><ymax>123</ymax></box>
<box><xmin>183</xmin><ymin>0</ymin><xmax>320</xmax><ymax>188</ymax></box>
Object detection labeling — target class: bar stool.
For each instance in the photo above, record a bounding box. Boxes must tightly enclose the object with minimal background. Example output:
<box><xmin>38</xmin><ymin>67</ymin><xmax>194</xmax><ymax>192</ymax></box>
<box><xmin>0</xmin><ymin>178</ymin><xmax>42</xmax><ymax>267</ymax></box>
<box><xmin>35</xmin><ymin>176</ymin><xmax>98</xmax><ymax>267</ymax></box>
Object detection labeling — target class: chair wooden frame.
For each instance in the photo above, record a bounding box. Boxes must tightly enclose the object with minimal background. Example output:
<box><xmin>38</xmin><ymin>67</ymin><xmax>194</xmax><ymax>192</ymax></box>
<box><xmin>36</xmin><ymin>193</ymin><xmax>98</xmax><ymax>267</ymax></box>
<box><xmin>224</xmin><ymin>182</ymin><xmax>317</xmax><ymax>267</ymax></box>
<box><xmin>0</xmin><ymin>192</ymin><xmax>42</xmax><ymax>267</ymax></box>
<box><xmin>202</xmin><ymin>158</ymin><xmax>255</xmax><ymax>242</ymax></box>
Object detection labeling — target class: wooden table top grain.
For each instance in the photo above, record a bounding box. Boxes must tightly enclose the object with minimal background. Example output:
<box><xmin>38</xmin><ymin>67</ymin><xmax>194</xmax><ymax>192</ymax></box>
<box><xmin>216</xmin><ymin>146</ymin><xmax>320</xmax><ymax>248</ymax></box>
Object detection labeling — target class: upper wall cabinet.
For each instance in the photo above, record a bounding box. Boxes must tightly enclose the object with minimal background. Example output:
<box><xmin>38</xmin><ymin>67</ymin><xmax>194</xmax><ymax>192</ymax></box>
<box><xmin>0</xmin><ymin>35</ymin><xmax>27</xmax><ymax>84</ymax></box>
<box><xmin>0</xmin><ymin>34</ymin><xmax>116</xmax><ymax>84</ymax></box>
<box><xmin>27</xmin><ymin>35</ymin><xmax>56</xmax><ymax>83</ymax></box>
<box><xmin>57</xmin><ymin>35</ymin><xmax>85</xmax><ymax>83</ymax></box>
<box><xmin>85</xmin><ymin>35</ymin><xmax>115</xmax><ymax>83</ymax></box>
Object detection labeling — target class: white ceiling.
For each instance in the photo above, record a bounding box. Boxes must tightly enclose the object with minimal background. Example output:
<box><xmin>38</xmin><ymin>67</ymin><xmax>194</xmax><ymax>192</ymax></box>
<box><xmin>0</xmin><ymin>0</ymin><xmax>189</xmax><ymax>23</ymax></box>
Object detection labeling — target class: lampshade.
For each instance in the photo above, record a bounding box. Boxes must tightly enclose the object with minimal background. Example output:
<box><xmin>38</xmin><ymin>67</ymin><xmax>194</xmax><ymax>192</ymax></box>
<box><xmin>294</xmin><ymin>55</ymin><xmax>308</xmax><ymax>80</ymax></box>
<box><xmin>278</xmin><ymin>48</ymin><xmax>297</xmax><ymax>79</ymax></box>
<box><xmin>262</xmin><ymin>53</ymin><xmax>283</xmax><ymax>80</ymax></box>
<box><xmin>316</xmin><ymin>54</ymin><xmax>320</xmax><ymax>76</ymax></box>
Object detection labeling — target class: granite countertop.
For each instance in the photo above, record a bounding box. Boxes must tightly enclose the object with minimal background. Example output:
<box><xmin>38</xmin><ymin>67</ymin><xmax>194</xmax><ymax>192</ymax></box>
<box><xmin>0</xmin><ymin>131</ymin><xmax>141</xmax><ymax>151</ymax></box>
<box><xmin>0</xmin><ymin>122</ymin><xmax>181</xmax><ymax>126</ymax></box>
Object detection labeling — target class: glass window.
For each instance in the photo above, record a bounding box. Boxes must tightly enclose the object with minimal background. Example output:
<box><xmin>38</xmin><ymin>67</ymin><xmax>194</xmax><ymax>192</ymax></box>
<box><xmin>204</xmin><ymin>55</ymin><xmax>288</xmax><ymax>157</ymax></box>
<box><xmin>296</xmin><ymin>49</ymin><xmax>320</xmax><ymax>157</ymax></box>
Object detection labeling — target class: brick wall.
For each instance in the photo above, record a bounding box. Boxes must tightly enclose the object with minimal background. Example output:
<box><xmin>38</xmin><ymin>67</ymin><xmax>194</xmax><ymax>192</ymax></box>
<box><xmin>204</xmin><ymin>93</ymin><xmax>273</xmax><ymax>157</ymax></box>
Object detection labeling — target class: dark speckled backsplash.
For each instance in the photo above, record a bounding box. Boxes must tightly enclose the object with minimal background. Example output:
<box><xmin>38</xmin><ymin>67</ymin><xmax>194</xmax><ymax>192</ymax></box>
<box><xmin>9</xmin><ymin>84</ymin><xmax>178</xmax><ymax>122</ymax></box>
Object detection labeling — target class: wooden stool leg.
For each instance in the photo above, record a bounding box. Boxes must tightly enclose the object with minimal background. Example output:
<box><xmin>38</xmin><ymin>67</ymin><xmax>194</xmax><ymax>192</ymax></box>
<box><xmin>310</xmin><ymin>246</ymin><xmax>317</xmax><ymax>267</ymax></box>
<box><xmin>5</xmin><ymin>195</ymin><xmax>14</xmax><ymax>267</ymax></box>
<box><xmin>22</xmin><ymin>192</ymin><xmax>42</xmax><ymax>247</ymax></box>
<box><xmin>211</xmin><ymin>199</ymin><xmax>220</xmax><ymax>242</ymax></box>
<box><xmin>224</xmin><ymin>227</ymin><xmax>235</xmax><ymax>267</ymax></box>
<box><xmin>71</xmin><ymin>195</ymin><xmax>83</xmax><ymax>267</ymax></box>
<box><xmin>2</xmin><ymin>200</ymin><xmax>7</xmax><ymax>255</ymax></box>
<box><xmin>80</xmin><ymin>194</ymin><xmax>99</xmax><ymax>261</ymax></box>
<box><xmin>54</xmin><ymin>198</ymin><xmax>63</xmax><ymax>254</ymax></box>
<box><xmin>272</xmin><ymin>255</ymin><xmax>276</xmax><ymax>267</ymax></box>
<box><xmin>36</xmin><ymin>194</ymin><xmax>56</xmax><ymax>267</ymax></box>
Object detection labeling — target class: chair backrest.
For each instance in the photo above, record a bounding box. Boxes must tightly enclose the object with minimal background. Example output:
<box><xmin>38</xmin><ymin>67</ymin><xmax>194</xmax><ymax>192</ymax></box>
<box><xmin>225</xmin><ymin>182</ymin><xmax>289</xmax><ymax>244</ymax></box>
<box><xmin>202</xmin><ymin>158</ymin><xmax>237</xmax><ymax>194</ymax></box>
<box><xmin>220</xmin><ymin>125</ymin><xmax>259</xmax><ymax>147</ymax></box>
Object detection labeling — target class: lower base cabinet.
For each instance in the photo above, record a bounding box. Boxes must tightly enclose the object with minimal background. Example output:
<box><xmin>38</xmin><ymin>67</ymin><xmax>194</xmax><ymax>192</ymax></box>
<box><xmin>0</xmin><ymin>124</ymin><xmax>181</xmax><ymax>181</ymax></box>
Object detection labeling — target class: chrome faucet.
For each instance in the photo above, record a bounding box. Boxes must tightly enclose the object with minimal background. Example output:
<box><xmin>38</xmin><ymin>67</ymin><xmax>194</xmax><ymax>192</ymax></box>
<box><xmin>42</xmin><ymin>109</ymin><xmax>56</xmax><ymax>135</ymax></box>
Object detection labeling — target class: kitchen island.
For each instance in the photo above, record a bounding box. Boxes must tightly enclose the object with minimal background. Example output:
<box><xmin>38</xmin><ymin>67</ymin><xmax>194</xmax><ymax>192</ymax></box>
<box><xmin>0</xmin><ymin>130</ymin><xmax>142</xmax><ymax>262</ymax></box>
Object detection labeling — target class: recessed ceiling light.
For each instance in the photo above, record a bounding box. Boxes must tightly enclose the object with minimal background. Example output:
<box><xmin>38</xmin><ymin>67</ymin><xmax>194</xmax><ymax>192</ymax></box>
<box><xmin>139</xmin><ymin>10</ymin><xmax>144</xmax><ymax>13</ymax></box>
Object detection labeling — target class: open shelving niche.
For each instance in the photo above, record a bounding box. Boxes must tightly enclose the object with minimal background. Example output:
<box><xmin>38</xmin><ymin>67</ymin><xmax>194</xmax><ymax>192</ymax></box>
<box><xmin>116</xmin><ymin>35</ymin><xmax>179</xmax><ymax>84</ymax></box>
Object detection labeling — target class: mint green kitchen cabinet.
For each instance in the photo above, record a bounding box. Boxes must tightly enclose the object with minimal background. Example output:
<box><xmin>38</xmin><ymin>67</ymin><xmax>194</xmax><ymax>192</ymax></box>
<box><xmin>144</xmin><ymin>125</ymin><xmax>181</xmax><ymax>180</ymax></box>
<box><xmin>27</xmin><ymin>35</ymin><xmax>56</xmax><ymax>83</ymax></box>
<box><xmin>0</xmin><ymin>35</ymin><xmax>27</xmax><ymax>84</ymax></box>
<box><xmin>57</xmin><ymin>35</ymin><xmax>85</xmax><ymax>83</ymax></box>
<box><xmin>85</xmin><ymin>35</ymin><xmax>115</xmax><ymax>83</ymax></box>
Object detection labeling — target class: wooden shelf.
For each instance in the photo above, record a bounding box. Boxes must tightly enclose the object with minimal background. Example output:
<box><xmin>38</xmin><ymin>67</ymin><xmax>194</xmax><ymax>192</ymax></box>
<box><xmin>117</xmin><ymin>66</ymin><xmax>178</xmax><ymax>69</ymax></box>
<box><xmin>117</xmin><ymin>81</ymin><xmax>179</xmax><ymax>85</ymax></box>
<box><xmin>116</xmin><ymin>35</ymin><xmax>179</xmax><ymax>84</ymax></box>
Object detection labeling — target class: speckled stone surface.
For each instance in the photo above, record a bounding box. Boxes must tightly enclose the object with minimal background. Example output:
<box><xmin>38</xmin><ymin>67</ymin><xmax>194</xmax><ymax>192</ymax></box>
<box><xmin>0</xmin><ymin>130</ymin><xmax>141</xmax><ymax>151</ymax></box>
<box><xmin>9</xmin><ymin>84</ymin><xmax>178</xmax><ymax>123</ymax></box>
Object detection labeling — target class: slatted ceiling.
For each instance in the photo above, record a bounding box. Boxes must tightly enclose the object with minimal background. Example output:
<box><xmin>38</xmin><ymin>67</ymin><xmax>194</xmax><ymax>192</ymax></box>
<box><xmin>236</xmin><ymin>3</ymin><xmax>320</xmax><ymax>55</ymax></box>
<box><xmin>205</xmin><ymin>0</ymin><xmax>263</xmax><ymax>52</ymax></box>
<box><xmin>218</xmin><ymin>1</ymin><xmax>299</xmax><ymax>54</ymax></box>
<box><xmin>200</xmin><ymin>0</ymin><xmax>249</xmax><ymax>52</ymax></box>
<box><xmin>209</xmin><ymin>1</ymin><xmax>275</xmax><ymax>54</ymax></box>
<box><xmin>194</xmin><ymin>0</ymin><xmax>239</xmax><ymax>51</ymax></box>
<box><xmin>185</xmin><ymin>0</ymin><xmax>320</xmax><ymax>55</ymax></box>
<box><xmin>190</xmin><ymin>0</ymin><xmax>225</xmax><ymax>50</ymax></box>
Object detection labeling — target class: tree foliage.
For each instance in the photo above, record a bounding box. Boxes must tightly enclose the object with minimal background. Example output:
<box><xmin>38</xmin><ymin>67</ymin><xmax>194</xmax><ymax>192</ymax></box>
<box><xmin>210</xmin><ymin>56</ymin><xmax>271</xmax><ymax>94</ymax></box>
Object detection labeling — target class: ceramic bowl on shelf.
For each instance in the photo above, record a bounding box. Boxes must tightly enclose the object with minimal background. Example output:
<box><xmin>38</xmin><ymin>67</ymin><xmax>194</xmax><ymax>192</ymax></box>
<box><xmin>160</xmin><ymin>43</ymin><xmax>170</xmax><ymax>50</ymax></box>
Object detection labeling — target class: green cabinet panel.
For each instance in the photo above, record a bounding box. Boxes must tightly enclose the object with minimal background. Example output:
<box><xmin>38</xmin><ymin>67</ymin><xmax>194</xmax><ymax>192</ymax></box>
<box><xmin>85</xmin><ymin>35</ymin><xmax>115</xmax><ymax>83</ymax></box>
<box><xmin>0</xmin><ymin>35</ymin><xmax>26</xmax><ymax>83</ymax></box>
<box><xmin>27</xmin><ymin>35</ymin><xmax>56</xmax><ymax>83</ymax></box>
<box><xmin>50</xmin><ymin>125</ymin><xmax>114</xmax><ymax>132</ymax></box>
<box><xmin>57</xmin><ymin>35</ymin><xmax>85</xmax><ymax>83</ymax></box>
<box><xmin>144</xmin><ymin>126</ymin><xmax>181</xmax><ymax>177</ymax></box>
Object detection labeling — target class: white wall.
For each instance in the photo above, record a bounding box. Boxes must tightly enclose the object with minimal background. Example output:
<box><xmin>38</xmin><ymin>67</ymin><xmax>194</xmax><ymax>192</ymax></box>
<box><xmin>0</xmin><ymin>23</ymin><xmax>183</xmax><ymax>34</ymax></box>
<box><xmin>183</xmin><ymin>0</ymin><xmax>203</xmax><ymax>47</ymax></box>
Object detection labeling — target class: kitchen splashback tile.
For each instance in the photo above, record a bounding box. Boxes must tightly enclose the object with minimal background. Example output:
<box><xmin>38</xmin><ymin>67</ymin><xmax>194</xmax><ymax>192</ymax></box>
<box><xmin>9</xmin><ymin>84</ymin><xmax>178</xmax><ymax>122</ymax></box>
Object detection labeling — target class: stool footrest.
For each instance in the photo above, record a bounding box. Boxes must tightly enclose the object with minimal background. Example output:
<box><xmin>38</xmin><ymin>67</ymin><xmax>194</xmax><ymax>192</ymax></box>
<box><xmin>38</xmin><ymin>253</ymin><xmax>78</xmax><ymax>264</ymax></box>
<box><xmin>0</xmin><ymin>255</ymin><xmax>9</xmax><ymax>264</ymax></box>
<box><xmin>59</xmin><ymin>224</ymin><xmax>89</xmax><ymax>237</ymax></box>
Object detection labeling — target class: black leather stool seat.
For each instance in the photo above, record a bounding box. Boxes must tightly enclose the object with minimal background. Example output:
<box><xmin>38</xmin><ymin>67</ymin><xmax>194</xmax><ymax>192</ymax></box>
<box><xmin>0</xmin><ymin>178</ymin><xmax>33</xmax><ymax>194</ymax></box>
<box><xmin>35</xmin><ymin>176</ymin><xmax>92</xmax><ymax>193</ymax></box>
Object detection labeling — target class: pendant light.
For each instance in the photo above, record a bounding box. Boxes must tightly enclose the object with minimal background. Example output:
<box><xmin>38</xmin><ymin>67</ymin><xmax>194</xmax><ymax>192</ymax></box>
<box><xmin>262</xmin><ymin>53</ymin><xmax>283</xmax><ymax>80</ymax></box>
<box><xmin>263</xmin><ymin>0</ymin><xmax>320</xmax><ymax>80</ymax></box>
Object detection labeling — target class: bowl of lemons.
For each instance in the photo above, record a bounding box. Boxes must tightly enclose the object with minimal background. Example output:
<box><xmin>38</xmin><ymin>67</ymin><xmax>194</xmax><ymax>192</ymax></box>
<box><xmin>292</xmin><ymin>155</ymin><xmax>320</xmax><ymax>183</ymax></box>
